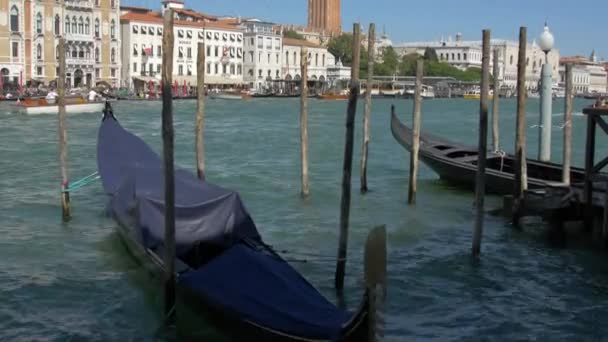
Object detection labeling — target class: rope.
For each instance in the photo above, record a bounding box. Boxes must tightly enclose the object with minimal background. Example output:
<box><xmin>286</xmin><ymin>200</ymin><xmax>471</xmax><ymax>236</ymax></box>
<box><xmin>493</xmin><ymin>150</ymin><xmax>507</xmax><ymax>172</ymax></box>
<box><xmin>61</xmin><ymin>171</ymin><xmax>100</xmax><ymax>193</ymax></box>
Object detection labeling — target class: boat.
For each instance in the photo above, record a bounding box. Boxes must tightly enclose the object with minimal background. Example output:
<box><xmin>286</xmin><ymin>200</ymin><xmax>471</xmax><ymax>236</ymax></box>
<box><xmin>463</xmin><ymin>87</ymin><xmax>494</xmax><ymax>100</ymax></box>
<box><xmin>390</xmin><ymin>111</ymin><xmax>588</xmax><ymax>194</ymax></box>
<box><xmin>251</xmin><ymin>92</ymin><xmax>274</xmax><ymax>98</ymax></box>
<box><xmin>97</xmin><ymin>104</ymin><xmax>379</xmax><ymax>341</ymax></box>
<box><xmin>209</xmin><ymin>92</ymin><xmax>245</xmax><ymax>100</ymax></box>
<box><xmin>552</xmin><ymin>85</ymin><xmax>566</xmax><ymax>98</ymax></box>
<box><xmin>16</xmin><ymin>97</ymin><xmax>105</xmax><ymax>115</ymax></box>
<box><xmin>317</xmin><ymin>92</ymin><xmax>349</xmax><ymax>100</ymax></box>
<box><xmin>404</xmin><ymin>85</ymin><xmax>436</xmax><ymax>99</ymax></box>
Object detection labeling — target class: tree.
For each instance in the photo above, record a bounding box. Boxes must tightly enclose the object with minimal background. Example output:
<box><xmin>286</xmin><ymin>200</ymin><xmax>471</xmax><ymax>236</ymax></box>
<box><xmin>327</xmin><ymin>33</ymin><xmax>354</xmax><ymax>65</ymax></box>
<box><xmin>423</xmin><ymin>47</ymin><xmax>439</xmax><ymax>62</ymax></box>
<box><xmin>382</xmin><ymin>46</ymin><xmax>399</xmax><ymax>73</ymax></box>
<box><xmin>283</xmin><ymin>30</ymin><xmax>304</xmax><ymax>40</ymax></box>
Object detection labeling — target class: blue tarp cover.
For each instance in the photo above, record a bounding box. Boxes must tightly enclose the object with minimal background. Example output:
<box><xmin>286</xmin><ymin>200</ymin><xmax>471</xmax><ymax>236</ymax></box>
<box><xmin>178</xmin><ymin>244</ymin><xmax>351</xmax><ymax>339</ymax></box>
<box><xmin>97</xmin><ymin>117</ymin><xmax>351</xmax><ymax>339</ymax></box>
<box><xmin>97</xmin><ymin>118</ymin><xmax>260</xmax><ymax>256</ymax></box>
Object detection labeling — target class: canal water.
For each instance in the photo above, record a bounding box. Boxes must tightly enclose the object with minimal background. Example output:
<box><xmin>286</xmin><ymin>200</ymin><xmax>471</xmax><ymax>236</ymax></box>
<box><xmin>1</xmin><ymin>97</ymin><xmax>607</xmax><ymax>341</ymax></box>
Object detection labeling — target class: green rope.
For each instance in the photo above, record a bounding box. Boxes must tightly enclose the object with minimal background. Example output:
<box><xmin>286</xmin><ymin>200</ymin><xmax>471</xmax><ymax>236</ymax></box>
<box><xmin>61</xmin><ymin>171</ymin><xmax>100</xmax><ymax>193</ymax></box>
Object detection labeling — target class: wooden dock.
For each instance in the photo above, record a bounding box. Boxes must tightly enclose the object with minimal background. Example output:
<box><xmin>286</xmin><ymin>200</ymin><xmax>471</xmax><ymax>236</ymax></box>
<box><xmin>514</xmin><ymin>102</ymin><xmax>608</xmax><ymax>245</ymax></box>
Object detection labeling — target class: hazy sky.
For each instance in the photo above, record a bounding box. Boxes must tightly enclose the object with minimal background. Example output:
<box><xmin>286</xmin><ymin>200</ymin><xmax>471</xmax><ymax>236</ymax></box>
<box><xmin>124</xmin><ymin>0</ymin><xmax>608</xmax><ymax>59</ymax></box>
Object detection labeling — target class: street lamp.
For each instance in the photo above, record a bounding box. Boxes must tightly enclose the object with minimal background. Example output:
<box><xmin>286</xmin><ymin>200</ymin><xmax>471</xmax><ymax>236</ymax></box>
<box><xmin>538</xmin><ymin>23</ymin><xmax>554</xmax><ymax>162</ymax></box>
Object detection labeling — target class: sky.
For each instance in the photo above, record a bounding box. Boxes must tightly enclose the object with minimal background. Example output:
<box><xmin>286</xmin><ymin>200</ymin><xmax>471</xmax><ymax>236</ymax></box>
<box><xmin>124</xmin><ymin>0</ymin><xmax>608</xmax><ymax>59</ymax></box>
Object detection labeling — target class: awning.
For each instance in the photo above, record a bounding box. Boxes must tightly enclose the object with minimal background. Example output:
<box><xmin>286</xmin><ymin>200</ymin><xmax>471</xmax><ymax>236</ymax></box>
<box><xmin>132</xmin><ymin>76</ymin><xmax>159</xmax><ymax>84</ymax></box>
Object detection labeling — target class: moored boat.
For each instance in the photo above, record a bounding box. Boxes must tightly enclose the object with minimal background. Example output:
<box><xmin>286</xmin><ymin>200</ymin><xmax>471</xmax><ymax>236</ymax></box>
<box><xmin>97</xmin><ymin>105</ymin><xmax>382</xmax><ymax>341</ymax></box>
<box><xmin>390</xmin><ymin>111</ymin><xmax>589</xmax><ymax>194</ymax></box>
<box><xmin>209</xmin><ymin>92</ymin><xmax>245</xmax><ymax>100</ymax></box>
<box><xmin>317</xmin><ymin>92</ymin><xmax>349</xmax><ymax>100</ymax></box>
<box><xmin>16</xmin><ymin>97</ymin><xmax>105</xmax><ymax>115</ymax></box>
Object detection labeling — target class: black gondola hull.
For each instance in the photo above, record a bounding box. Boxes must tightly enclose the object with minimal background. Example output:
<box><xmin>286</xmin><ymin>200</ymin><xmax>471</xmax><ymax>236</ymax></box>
<box><xmin>390</xmin><ymin>112</ymin><xmax>588</xmax><ymax>195</ymax></box>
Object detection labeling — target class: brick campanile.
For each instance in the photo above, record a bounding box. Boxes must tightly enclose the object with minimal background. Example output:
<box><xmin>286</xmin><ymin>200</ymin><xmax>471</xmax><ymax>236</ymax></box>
<box><xmin>307</xmin><ymin>0</ymin><xmax>341</xmax><ymax>35</ymax></box>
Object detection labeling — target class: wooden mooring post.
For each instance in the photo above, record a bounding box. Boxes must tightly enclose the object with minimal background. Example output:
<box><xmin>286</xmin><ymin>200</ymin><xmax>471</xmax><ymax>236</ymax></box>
<box><xmin>161</xmin><ymin>9</ymin><xmax>176</xmax><ymax>320</ymax></box>
<box><xmin>492</xmin><ymin>48</ymin><xmax>500</xmax><ymax>152</ymax></box>
<box><xmin>562</xmin><ymin>64</ymin><xmax>573</xmax><ymax>185</ymax></box>
<box><xmin>300</xmin><ymin>47</ymin><xmax>310</xmax><ymax>197</ymax></box>
<box><xmin>335</xmin><ymin>22</ymin><xmax>361</xmax><ymax>292</ymax></box>
<box><xmin>360</xmin><ymin>23</ymin><xmax>375</xmax><ymax>193</ymax></box>
<box><xmin>57</xmin><ymin>38</ymin><xmax>70</xmax><ymax>220</ymax></box>
<box><xmin>408</xmin><ymin>59</ymin><xmax>423</xmax><ymax>205</ymax></box>
<box><xmin>513</xmin><ymin>27</ymin><xmax>528</xmax><ymax>227</ymax></box>
<box><xmin>472</xmin><ymin>29</ymin><xmax>491</xmax><ymax>258</ymax></box>
<box><xmin>196</xmin><ymin>42</ymin><xmax>206</xmax><ymax>180</ymax></box>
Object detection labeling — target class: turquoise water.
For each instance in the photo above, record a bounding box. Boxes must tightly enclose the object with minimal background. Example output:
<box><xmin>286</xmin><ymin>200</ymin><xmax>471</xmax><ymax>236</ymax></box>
<box><xmin>1</xmin><ymin>97</ymin><xmax>608</xmax><ymax>341</ymax></box>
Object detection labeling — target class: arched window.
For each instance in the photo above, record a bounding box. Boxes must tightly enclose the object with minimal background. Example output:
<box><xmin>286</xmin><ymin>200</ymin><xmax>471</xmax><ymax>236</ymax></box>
<box><xmin>56</xmin><ymin>45</ymin><xmax>59</xmax><ymax>60</ymax></box>
<box><xmin>55</xmin><ymin>15</ymin><xmax>60</xmax><ymax>35</ymax></box>
<box><xmin>111</xmin><ymin>0</ymin><xmax>116</xmax><ymax>8</ymax></box>
<box><xmin>10</xmin><ymin>6</ymin><xmax>19</xmax><ymax>32</ymax></box>
<box><xmin>95</xmin><ymin>47</ymin><xmax>99</xmax><ymax>62</ymax></box>
<box><xmin>293</xmin><ymin>51</ymin><xmax>297</xmax><ymax>65</ymax></box>
<box><xmin>72</xmin><ymin>46</ymin><xmax>77</xmax><ymax>58</ymax></box>
<box><xmin>322</xmin><ymin>54</ymin><xmax>325</xmax><ymax>66</ymax></box>
<box><xmin>315</xmin><ymin>53</ymin><xmax>318</xmax><ymax>66</ymax></box>
<box><xmin>36</xmin><ymin>44</ymin><xmax>42</xmax><ymax>59</ymax></box>
<box><xmin>85</xmin><ymin>18</ymin><xmax>90</xmax><ymax>35</ymax></box>
<box><xmin>94</xmin><ymin>19</ymin><xmax>99</xmax><ymax>38</ymax></box>
<box><xmin>510</xmin><ymin>55</ymin><xmax>513</xmax><ymax>65</ymax></box>
<box><xmin>72</xmin><ymin>16</ymin><xmax>77</xmax><ymax>33</ymax></box>
<box><xmin>110</xmin><ymin>20</ymin><xmax>115</xmax><ymax>38</ymax></box>
<box><xmin>111</xmin><ymin>48</ymin><xmax>115</xmax><ymax>62</ymax></box>
<box><xmin>78</xmin><ymin>17</ymin><xmax>84</xmax><ymax>35</ymax></box>
<box><xmin>285</xmin><ymin>51</ymin><xmax>289</xmax><ymax>65</ymax></box>
<box><xmin>85</xmin><ymin>47</ymin><xmax>91</xmax><ymax>59</ymax></box>
<box><xmin>65</xmin><ymin>16</ymin><xmax>70</xmax><ymax>33</ymax></box>
<box><xmin>65</xmin><ymin>46</ymin><xmax>70</xmax><ymax>58</ymax></box>
<box><xmin>457</xmin><ymin>53</ymin><xmax>461</xmax><ymax>61</ymax></box>
<box><xmin>36</xmin><ymin>13</ymin><xmax>42</xmax><ymax>33</ymax></box>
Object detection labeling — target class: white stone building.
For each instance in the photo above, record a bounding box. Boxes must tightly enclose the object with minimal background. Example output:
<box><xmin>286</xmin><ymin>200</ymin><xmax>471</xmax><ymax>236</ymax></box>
<box><xmin>120</xmin><ymin>1</ymin><xmax>243</xmax><ymax>90</ymax></box>
<box><xmin>394</xmin><ymin>33</ymin><xmax>561</xmax><ymax>91</ymax></box>
<box><xmin>559</xmin><ymin>53</ymin><xmax>608</xmax><ymax>95</ymax></box>
<box><xmin>326</xmin><ymin>58</ymin><xmax>350</xmax><ymax>86</ymax></box>
<box><xmin>282</xmin><ymin>37</ymin><xmax>333</xmax><ymax>82</ymax></box>
<box><xmin>241</xmin><ymin>19</ymin><xmax>282</xmax><ymax>90</ymax></box>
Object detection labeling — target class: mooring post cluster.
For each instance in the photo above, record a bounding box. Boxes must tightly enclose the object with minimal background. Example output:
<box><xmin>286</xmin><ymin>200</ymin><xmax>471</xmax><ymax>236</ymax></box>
<box><xmin>408</xmin><ymin>59</ymin><xmax>424</xmax><ymax>205</ymax></box>
<box><xmin>360</xmin><ymin>23</ymin><xmax>375</xmax><ymax>194</ymax></box>
<box><xmin>58</xmin><ymin>38</ymin><xmax>70</xmax><ymax>221</ymax></box>
<box><xmin>335</xmin><ymin>22</ymin><xmax>361</xmax><ymax>292</ymax></box>
<box><xmin>196</xmin><ymin>41</ymin><xmax>206</xmax><ymax>180</ymax></box>
<box><xmin>161</xmin><ymin>9</ymin><xmax>176</xmax><ymax>320</ymax></box>
<box><xmin>472</xmin><ymin>29</ymin><xmax>491</xmax><ymax>258</ymax></box>
<box><xmin>300</xmin><ymin>47</ymin><xmax>310</xmax><ymax>197</ymax></box>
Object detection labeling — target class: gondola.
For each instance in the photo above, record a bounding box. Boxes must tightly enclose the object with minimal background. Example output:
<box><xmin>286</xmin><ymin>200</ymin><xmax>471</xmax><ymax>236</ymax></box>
<box><xmin>97</xmin><ymin>103</ymin><xmax>379</xmax><ymax>341</ymax></box>
<box><xmin>390</xmin><ymin>111</ymin><xmax>589</xmax><ymax>194</ymax></box>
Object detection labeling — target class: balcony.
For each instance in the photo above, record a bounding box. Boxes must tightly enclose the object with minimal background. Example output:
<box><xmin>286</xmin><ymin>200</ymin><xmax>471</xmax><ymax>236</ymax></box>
<box><xmin>66</xmin><ymin>57</ymin><xmax>95</xmax><ymax>66</ymax></box>
<box><xmin>65</xmin><ymin>32</ymin><xmax>94</xmax><ymax>43</ymax></box>
<box><xmin>64</xmin><ymin>0</ymin><xmax>93</xmax><ymax>10</ymax></box>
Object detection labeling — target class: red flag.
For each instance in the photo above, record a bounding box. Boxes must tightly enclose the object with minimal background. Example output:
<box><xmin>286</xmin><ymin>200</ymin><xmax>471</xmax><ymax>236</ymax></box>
<box><xmin>173</xmin><ymin>80</ymin><xmax>178</xmax><ymax>94</ymax></box>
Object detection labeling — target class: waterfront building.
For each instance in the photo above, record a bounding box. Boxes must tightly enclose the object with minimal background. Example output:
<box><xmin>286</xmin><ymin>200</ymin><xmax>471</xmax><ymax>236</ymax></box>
<box><xmin>120</xmin><ymin>0</ymin><xmax>243</xmax><ymax>90</ymax></box>
<box><xmin>326</xmin><ymin>57</ymin><xmax>350</xmax><ymax>87</ymax></box>
<box><xmin>0</xmin><ymin>0</ymin><xmax>26</xmax><ymax>89</ymax></box>
<box><xmin>307</xmin><ymin>0</ymin><xmax>340</xmax><ymax>35</ymax></box>
<box><xmin>394</xmin><ymin>33</ymin><xmax>560</xmax><ymax>91</ymax></box>
<box><xmin>282</xmin><ymin>37</ymin><xmax>334</xmax><ymax>82</ymax></box>
<box><xmin>28</xmin><ymin>0</ymin><xmax>122</xmax><ymax>88</ymax></box>
<box><xmin>1</xmin><ymin>0</ymin><xmax>120</xmax><ymax>89</ymax></box>
<box><xmin>242</xmin><ymin>19</ymin><xmax>282</xmax><ymax>90</ymax></box>
<box><xmin>559</xmin><ymin>52</ymin><xmax>608</xmax><ymax>94</ymax></box>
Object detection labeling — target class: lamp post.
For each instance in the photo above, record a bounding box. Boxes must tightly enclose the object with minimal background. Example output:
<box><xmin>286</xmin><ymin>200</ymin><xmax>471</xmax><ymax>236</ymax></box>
<box><xmin>538</xmin><ymin>23</ymin><xmax>555</xmax><ymax>162</ymax></box>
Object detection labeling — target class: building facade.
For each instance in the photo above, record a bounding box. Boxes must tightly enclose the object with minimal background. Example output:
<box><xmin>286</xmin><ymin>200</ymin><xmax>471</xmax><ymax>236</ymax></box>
<box><xmin>559</xmin><ymin>53</ymin><xmax>608</xmax><ymax>95</ymax></box>
<box><xmin>307</xmin><ymin>0</ymin><xmax>340</xmax><ymax>35</ymax></box>
<box><xmin>28</xmin><ymin>0</ymin><xmax>121</xmax><ymax>88</ymax></box>
<box><xmin>326</xmin><ymin>57</ymin><xmax>350</xmax><ymax>86</ymax></box>
<box><xmin>120</xmin><ymin>1</ymin><xmax>243</xmax><ymax>90</ymax></box>
<box><xmin>0</xmin><ymin>0</ymin><xmax>27</xmax><ymax>89</ymax></box>
<box><xmin>242</xmin><ymin>19</ymin><xmax>282</xmax><ymax>90</ymax></box>
<box><xmin>282</xmin><ymin>37</ymin><xmax>334</xmax><ymax>82</ymax></box>
<box><xmin>394</xmin><ymin>33</ymin><xmax>560</xmax><ymax>91</ymax></box>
